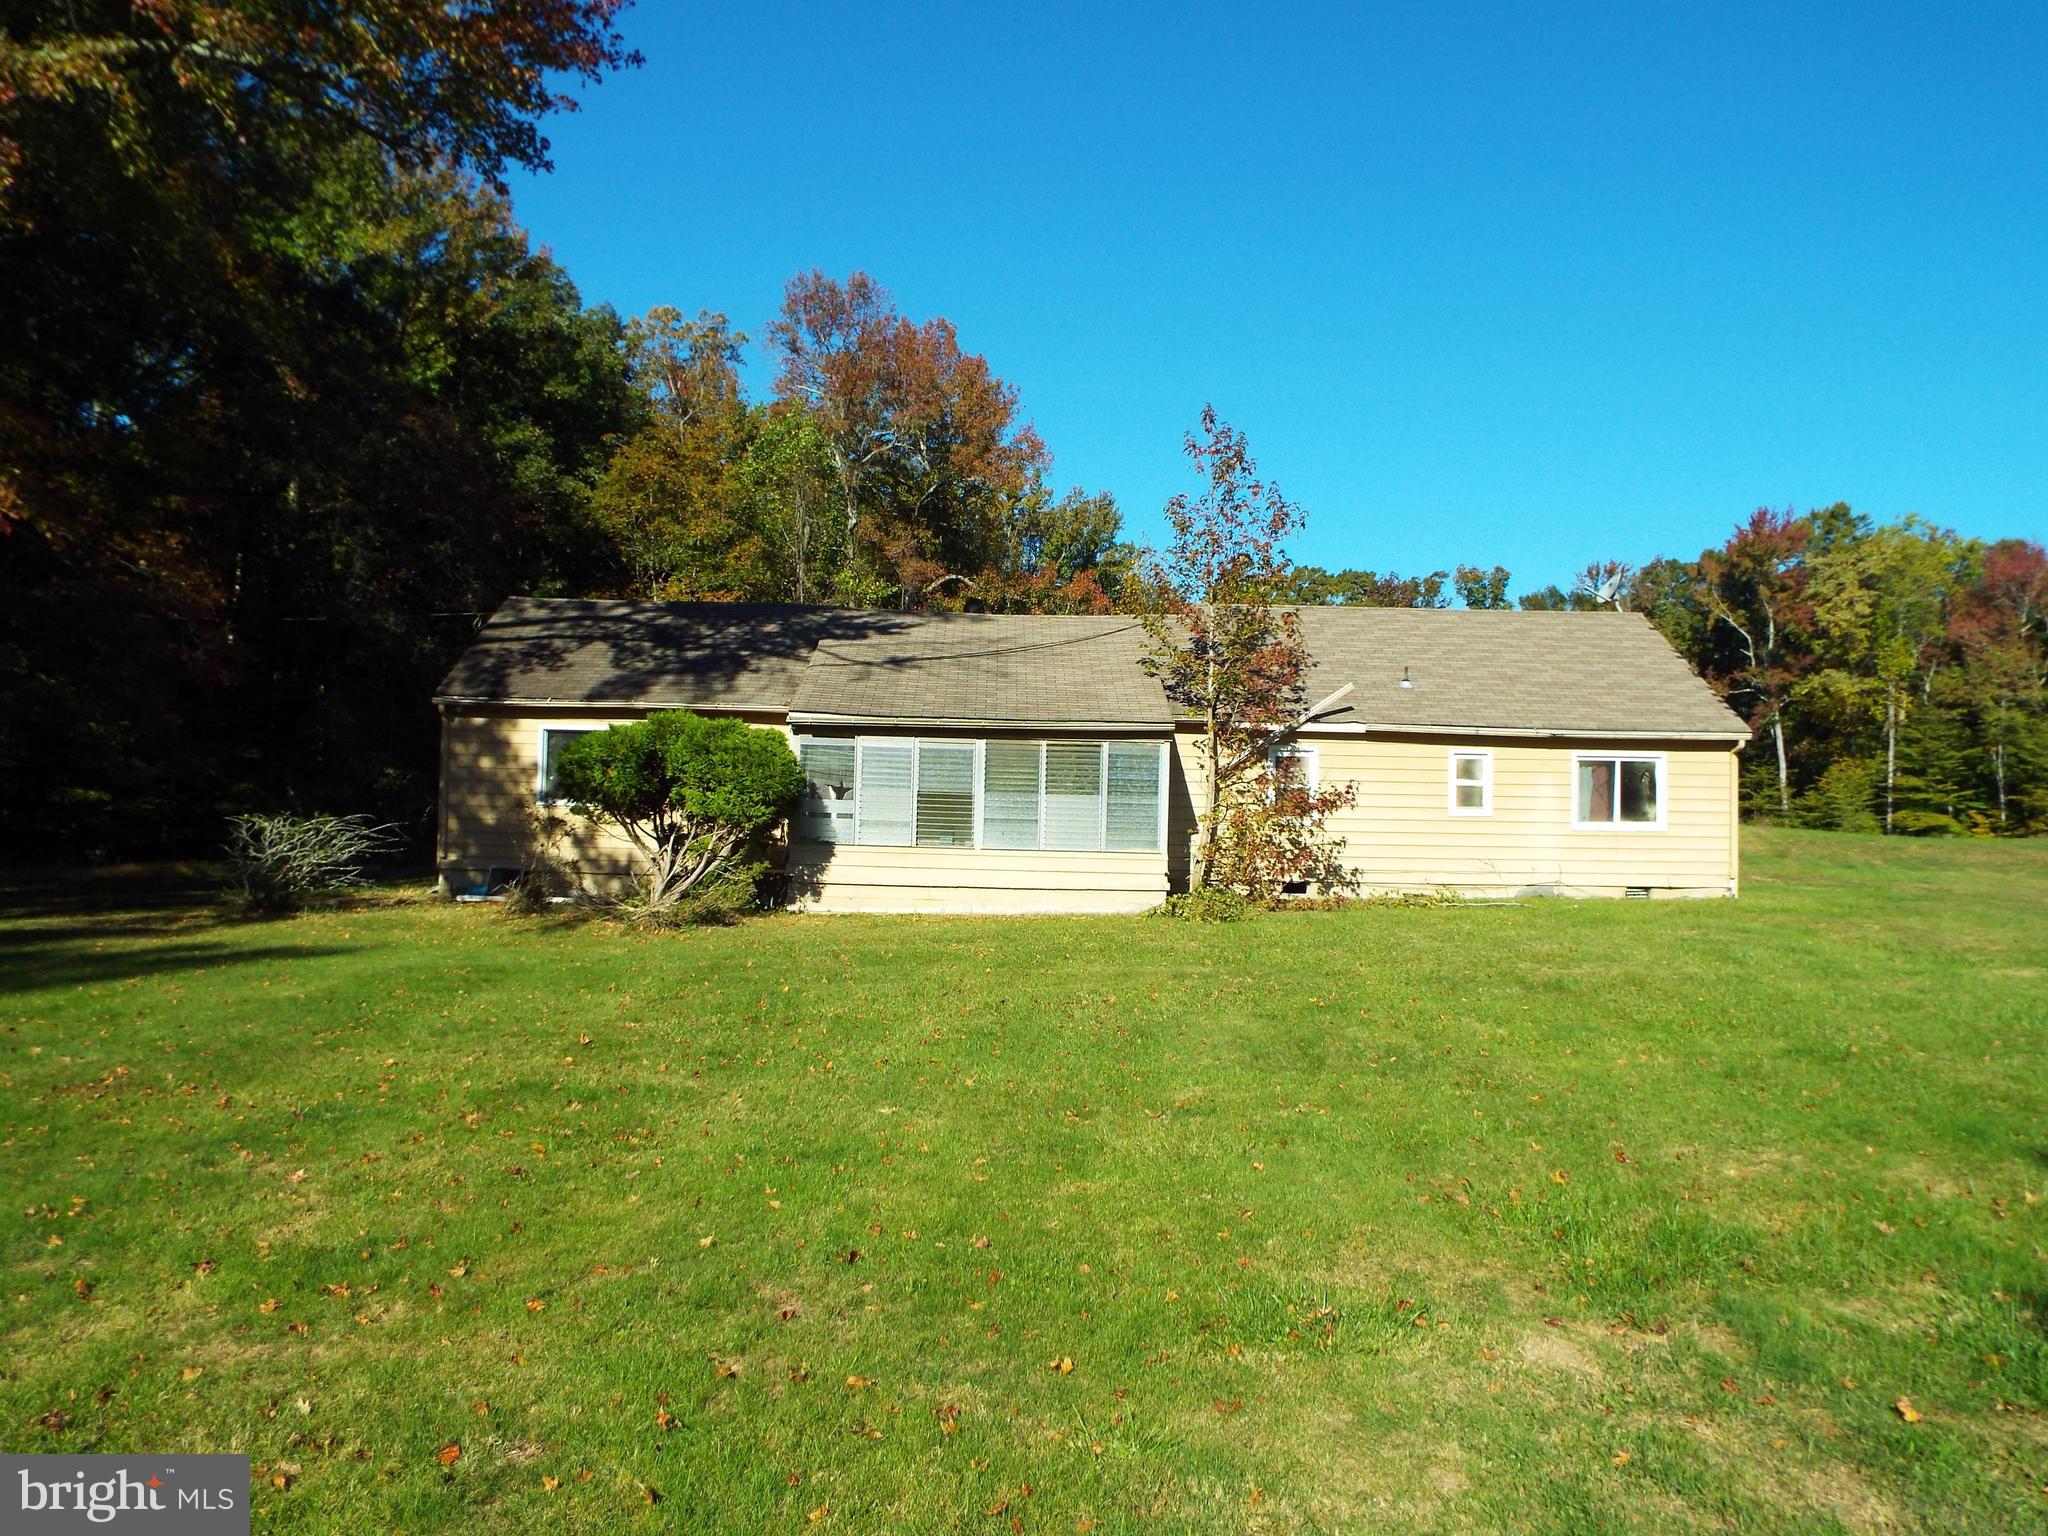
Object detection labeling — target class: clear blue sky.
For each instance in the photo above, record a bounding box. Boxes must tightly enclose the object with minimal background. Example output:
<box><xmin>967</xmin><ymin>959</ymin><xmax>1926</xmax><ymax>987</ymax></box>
<box><xmin>510</xmin><ymin>1</ymin><xmax>2048</xmax><ymax>595</ymax></box>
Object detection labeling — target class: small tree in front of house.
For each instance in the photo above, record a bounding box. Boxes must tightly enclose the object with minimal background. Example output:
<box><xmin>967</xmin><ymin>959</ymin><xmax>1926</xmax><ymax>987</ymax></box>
<box><xmin>551</xmin><ymin>711</ymin><xmax>805</xmax><ymax>922</ymax></box>
<box><xmin>1138</xmin><ymin>406</ymin><xmax>1356</xmax><ymax>898</ymax></box>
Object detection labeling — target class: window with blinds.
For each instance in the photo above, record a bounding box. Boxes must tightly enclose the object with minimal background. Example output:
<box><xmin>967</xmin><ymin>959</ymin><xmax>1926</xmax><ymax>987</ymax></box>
<box><xmin>854</xmin><ymin>741</ymin><xmax>915</xmax><ymax>846</ymax></box>
<box><xmin>914</xmin><ymin>743</ymin><xmax>976</xmax><ymax>847</ymax></box>
<box><xmin>791</xmin><ymin>736</ymin><xmax>1166</xmax><ymax>853</ymax></box>
<box><xmin>796</xmin><ymin>739</ymin><xmax>856</xmax><ymax>843</ymax></box>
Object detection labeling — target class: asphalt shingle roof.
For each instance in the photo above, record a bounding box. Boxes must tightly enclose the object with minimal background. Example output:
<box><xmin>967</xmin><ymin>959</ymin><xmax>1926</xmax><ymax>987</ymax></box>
<box><xmin>438</xmin><ymin>598</ymin><xmax>1748</xmax><ymax>738</ymax></box>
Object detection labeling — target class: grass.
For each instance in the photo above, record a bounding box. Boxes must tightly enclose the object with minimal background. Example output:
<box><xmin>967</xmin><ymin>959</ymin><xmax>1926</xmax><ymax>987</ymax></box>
<box><xmin>2</xmin><ymin>827</ymin><xmax>2045</xmax><ymax>1534</ymax></box>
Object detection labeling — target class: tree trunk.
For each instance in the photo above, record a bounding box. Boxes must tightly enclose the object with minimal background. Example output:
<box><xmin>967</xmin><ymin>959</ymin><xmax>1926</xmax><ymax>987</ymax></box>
<box><xmin>1771</xmin><ymin>707</ymin><xmax>1791</xmax><ymax>822</ymax></box>
<box><xmin>1883</xmin><ymin>687</ymin><xmax>1898</xmax><ymax>835</ymax></box>
<box><xmin>1992</xmin><ymin>739</ymin><xmax>2007</xmax><ymax>824</ymax></box>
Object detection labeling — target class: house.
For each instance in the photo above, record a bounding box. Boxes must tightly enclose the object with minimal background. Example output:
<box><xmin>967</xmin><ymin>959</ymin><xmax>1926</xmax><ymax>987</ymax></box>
<box><xmin>434</xmin><ymin>597</ymin><xmax>1750</xmax><ymax>912</ymax></box>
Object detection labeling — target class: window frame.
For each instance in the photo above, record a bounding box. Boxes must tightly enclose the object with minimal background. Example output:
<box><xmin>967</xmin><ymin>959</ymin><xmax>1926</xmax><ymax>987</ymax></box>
<box><xmin>1570</xmin><ymin>751</ymin><xmax>1667</xmax><ymax>831</ymax></box>
<box><xmin>1447</xmin><ymin>749</ymin><xmax>1493</xmax><ymax>817</ymax></box>
<box><xmin>535</xmin><ymin>724</ymin><xmax>603</xmax><ymax>804</ymax></box>
<box><xmin>1266</xmin><ymin>742</ymin><xmax>1318</xmax><ymax>798</ymax></box>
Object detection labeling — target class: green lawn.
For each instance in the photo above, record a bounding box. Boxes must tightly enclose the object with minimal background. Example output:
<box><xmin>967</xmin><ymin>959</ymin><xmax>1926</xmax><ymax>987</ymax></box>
<box><xmin>2</xmin><ymin>830</ymin><xmax>2044</xmax><ymax>1534</ymax></box>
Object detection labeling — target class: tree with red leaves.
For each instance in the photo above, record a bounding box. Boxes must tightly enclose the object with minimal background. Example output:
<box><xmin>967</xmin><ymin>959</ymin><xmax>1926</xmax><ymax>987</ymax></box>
<box><xmin>768</xmin><ymin>269</ymin><xmax>1050</xmax><ymax>605</ymax></box>
<box><xmin>1140</xmin><ymin>407</ymin><xmax>1356</xmax><ymax>895</ymax></box>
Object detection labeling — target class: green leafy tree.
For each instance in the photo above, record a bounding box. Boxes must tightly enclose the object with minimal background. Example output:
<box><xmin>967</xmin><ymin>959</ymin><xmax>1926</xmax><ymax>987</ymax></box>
<box><xmin>1454</xmin><ymin>565</ymin><xmax>1513</xmax><ymax>609</ymax></box>
<box><xmin>1807</xmin><ymin>516</ymin><xmax>1977</xmax><ymax>833</ymax></box>
<box><xmin>552</xmin><ymin>711</ymin><xmax>804</xmax><ymax>920</ymax></box>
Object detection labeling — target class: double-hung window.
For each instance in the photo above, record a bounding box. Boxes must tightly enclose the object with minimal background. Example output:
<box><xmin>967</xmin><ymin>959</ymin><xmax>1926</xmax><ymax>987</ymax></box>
<box><xmin>1574</xmin><ymin>753</ymin><xmax>1664</xmax><ymax>829</ymax></box>
<box><xmin>793</xmin><ymin>736</ymin><xmax>1166</xmax><ymax>853</ymax></box>
<box><xmin>536</xmin><ymin>725</ymin><xmax>601</xmax><ymax>802</ymax></box>
<box><xmin>1267</xmin><ymin>743</ymin><xmax>1318</xmax><ymax>796</ymax></box>
<box><xmin>1448</xmin><ymin>750</ymin><xmax>1492</xmax><ymax>815</ymax></box>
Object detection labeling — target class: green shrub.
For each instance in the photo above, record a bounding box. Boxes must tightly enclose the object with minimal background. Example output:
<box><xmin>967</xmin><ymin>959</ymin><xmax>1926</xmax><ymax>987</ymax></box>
<box><xmin>225</xmin><ymin>813</ymin><xmax>399</xmax><ymax>912</ymax></box>
<box><xmin>1156</xmin><ymin>886</ymin><xmax>1255</xmax><ymax>923</ymax></box>
<box><xmin>551</xmin><ymin>711</ymin><xmax>803</xmax><ymax>922</ymax></box>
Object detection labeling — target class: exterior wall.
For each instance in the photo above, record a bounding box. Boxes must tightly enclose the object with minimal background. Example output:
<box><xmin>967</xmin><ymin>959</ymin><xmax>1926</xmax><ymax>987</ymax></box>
<box><xmin>1170</xmin><ymin>728</ymin><xmax>1740</xmax><ymax>898</ymax></box>
<box><xmin>783</xmin><ymin>725</ymin><xmax>1170</xmax><ymax>914</ymax></box>
<box><xmin>438</xmin><ymin>707</ymin><xmax>1737</xmax><ymax>908</ymax></box>
<box><xmin>437</xmin><ymin>710</ymin><xmax>1170</xmax><ymax>912</ymax></box>
<box><xmin>785</xmin><ymin>845</ymin><xmax>1166</xmax><ymax>914</ymax></box>
<box><xmin>435</xmin><ymin>706</ymin><xmax>791</xmax><ymax>895</ymax></box>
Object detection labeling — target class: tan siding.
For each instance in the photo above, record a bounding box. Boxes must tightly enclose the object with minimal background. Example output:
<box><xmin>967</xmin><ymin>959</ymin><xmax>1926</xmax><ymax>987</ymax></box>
<box><xmin>1167</xmin><ymin>728</ymin><xmax>1738</xmax><ymax>898</ymax></box>
<box><xmin>1294</xmin><ymin>732</ymin><xmax>1736</xmax><ymax>896</ymax></box>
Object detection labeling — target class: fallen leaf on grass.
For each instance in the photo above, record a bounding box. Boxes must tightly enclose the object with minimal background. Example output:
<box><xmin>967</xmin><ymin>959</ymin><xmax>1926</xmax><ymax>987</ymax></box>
<box><xmin>437</xmin><ymin>1443</ymin><xmax>461</xmax><ymax>1466</ymax></box>
<box><xmin>1895</xmin><ymin>1398</ymin><xmax>1921</xmax><ymax>1423</ymax></box>
<box><xmin>807</xmin><ymin>1503</ymin><xmax>829</xmax><ymax>1523</ymax></box>
<box><xmin>845</xmin><ymin>1376</ymin><xmax>874</xmax><ymax>1391</ymax></box>
<box><xmin>526</xmin><ymin>1298</ymin><xmax>545</xmax><ymax>1313</ymax></box>
<box><xmin>1612</xmin><ymin>1450</ymin><xmax>1631</xmax><ymax>1467</ymax></box>
<box><xmin>540</xmin><ymin>1475</ymin><xmax>560</xmax><ymax>1492</ymax></box>
<box><xmin>655</xmin><ymin>1408</ymin><xmax>677</xmax><ymax>1431</ymax></box>
<box><xmin>180</xmin><ymin>1367</ymin><xmax>203</xmax><ymax>1382</ymax></box>
<box><xmin>1212</xmin><ymin>1398</ymin><xmax>1242</xmax><ymax>1415</ymax></box>
<box><xmin>1046</xmin><ymin>1357</ymin><xmax>1074</xmax><ymax>1375</ymax></box>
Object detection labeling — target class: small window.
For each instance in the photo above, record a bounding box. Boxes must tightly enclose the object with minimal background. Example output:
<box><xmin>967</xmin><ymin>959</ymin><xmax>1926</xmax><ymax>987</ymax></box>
<box><xmin>1267</xmin><ymin>743</ymin><xmax>1317</xmax><ymax>797</ymax></box>
<box><xmin>537</xmin><ymin>726</ymin><xmax>600</xmax><ymax>802</ymax></box>
<box><xmin>1449</xmin><ymin>750</ymin><xmax>1492</xmax><ymax>815</ymax></box>
<box><xmin>1575</xmin><ymin>754</ymin><xmax>1663</xmax><ymax>828</ymax></box>
<box><xmin>1105</xmin><ymin>742</ymin><xmax>1165</xmax><ymax>853</ymax></box>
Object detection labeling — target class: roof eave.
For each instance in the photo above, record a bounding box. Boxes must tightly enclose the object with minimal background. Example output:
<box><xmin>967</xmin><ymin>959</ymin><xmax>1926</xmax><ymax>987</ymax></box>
<box><xmin>788</xmin><ymin>711</ymin><xmax>1171</xmax><ymax>734</ymax></box>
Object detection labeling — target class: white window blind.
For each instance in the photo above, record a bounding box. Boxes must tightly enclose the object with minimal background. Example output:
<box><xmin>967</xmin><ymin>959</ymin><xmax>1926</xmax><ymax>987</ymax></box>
<box><xmin>1042</xmin><ymin>743</ymin><xmax>1105</xmax><ymax>850</ymax></box>
<box><xmin>796</xmin><ymin>739</ymin><xmax>856</xmax><ymax>843</ymax></box>
<box><xmin>855</xmin><ymin>741</ymin><xmax>915</xmax><ymax>846</ymax></box>
<box><xmin>915</xmin><ymin>743</ymin><xmax>977</xmax><ymax>847</ymax></box>
<box><xmin>1105</xmin><ymin>743</ymin><xmax>1163</xmax><ymax>852</ymax></box>
<box><xmin>981</xmin><ymin>741</ymin><xmax>1042</xmax><ymax>849</ymax></box>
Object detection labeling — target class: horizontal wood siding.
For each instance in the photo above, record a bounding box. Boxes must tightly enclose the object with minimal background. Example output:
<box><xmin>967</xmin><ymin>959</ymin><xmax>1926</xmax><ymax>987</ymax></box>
<box><xmin>1297</xmin><ymin>732</ymin><xmax>1735</xmax><ymax>896</ymax></box>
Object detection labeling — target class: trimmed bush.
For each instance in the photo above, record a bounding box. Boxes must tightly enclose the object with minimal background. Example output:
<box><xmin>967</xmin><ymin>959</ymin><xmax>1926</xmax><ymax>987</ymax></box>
<box><xmin>551</xmin><ymin>711</ymin><xmax>803</xmax><ymax>922</ymax></box>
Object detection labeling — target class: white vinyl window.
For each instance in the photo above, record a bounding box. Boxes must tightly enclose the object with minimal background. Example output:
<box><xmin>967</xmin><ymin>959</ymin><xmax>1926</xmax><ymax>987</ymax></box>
<box><xmin>1267</xmin><ymin>743</ymin><xmax>1317</xmax><ymax>796</ymax></box>
<box><xmin>793</xmin><ymin>736</ymin><xmax>1165</xmax><ymax>853</ymax></box>
<box><xmin>1449</xmin><ymin>750</ymin><xmax>1492</xmax><ymax>815</ymax></box>
<box><xmin>1573</xmin><ymin>753</ymin><xmax>1665</xmax><ymax>830</ymax></box>
<box><xmin>536</xmin><ymin>725</ymin><xmax>601</xmax><ymax>803</ymax></box>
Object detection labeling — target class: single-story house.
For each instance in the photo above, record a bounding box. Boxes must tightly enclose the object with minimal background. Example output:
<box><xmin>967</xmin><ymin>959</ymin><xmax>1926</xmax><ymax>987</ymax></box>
<box><xmin>434</xmin><ymin>597</ymin><xmax>1750</xmax><ymax>912</ymax></box>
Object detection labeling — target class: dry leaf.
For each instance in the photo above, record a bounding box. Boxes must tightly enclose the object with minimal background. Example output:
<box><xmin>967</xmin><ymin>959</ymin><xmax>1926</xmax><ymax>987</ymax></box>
<box><xmin>807</xmin><ymin>1503</ymin><xmax>830</xmax><ymax>1523</ymax></box>
<box><xmin>1894</xmin><ymin>1397</ymin><xmax>1922</xmax><ymax>1423</ymax></box>
<box><xmin>447</xmin><ymin>1263</ymin><xmax>469</xmax><ymax>1278</ymax></box>
<box><xmin>258</xmin><ymin>1297</ymin><xmax>279</xmax><ymax>1314</ymax></box>
<box><xmin>180</xmin><ymin>1366</ymin><xmax>203</xmax><ymax>1382</ymax></box>
<box><xmin>437</xmin><ymin>1443</ymin><xmax>461</xmax><ymax>1466</ymax></box>
<box><xmin>1047</xmin><ymin>1356</ymin><xmax>1074</xmax><ymax>1375</ymax></box>
<box><xmin>845</xmin><ymin>1375</ymin><xmax>873</xmax><ymax>1391</ymax></box>
<box><xmin>525</xmin><ymin>1298</ymin><xmax>545</xmax><ymax>1313</ymax></box>
<box><xmin>540</xmin><ymin>1475</ymin><xmax>560</xmax><ymax>1492</ymax></box>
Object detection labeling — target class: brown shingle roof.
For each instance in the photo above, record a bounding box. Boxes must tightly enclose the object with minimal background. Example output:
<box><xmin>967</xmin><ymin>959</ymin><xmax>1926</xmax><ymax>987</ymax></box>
<box><xmin>433</xmin><ymin>598</ymin><xmax>913</xmax><ymax>710</ymax></box>
<box><xmin>1290</xmin><ymin>607</ymin><xmax>1748</xmax><ymax>737</ymax></box>
<box><xmin>789</xmin><ymin>613</ymin><xmax>1170</xmax><ymax>725</ymax></box>
<box><xmin>438</xmin><ymin>598</ymin><xmax>1748</xmax><ymax>739</ymax></box>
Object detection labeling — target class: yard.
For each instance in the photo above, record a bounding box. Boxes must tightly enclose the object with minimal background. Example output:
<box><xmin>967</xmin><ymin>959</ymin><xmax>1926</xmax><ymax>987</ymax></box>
<box><xmin>1</xmin><ymin>829</ymin><xmax>2044</xmax><ymax>1534</ymax></box>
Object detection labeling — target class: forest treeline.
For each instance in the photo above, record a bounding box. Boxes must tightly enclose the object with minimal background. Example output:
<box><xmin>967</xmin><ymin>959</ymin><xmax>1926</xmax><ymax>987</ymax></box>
<box><xmin>3</xmin><ymin>4</ymin><xmax>2043</xmax><ymax>859</ymax></box>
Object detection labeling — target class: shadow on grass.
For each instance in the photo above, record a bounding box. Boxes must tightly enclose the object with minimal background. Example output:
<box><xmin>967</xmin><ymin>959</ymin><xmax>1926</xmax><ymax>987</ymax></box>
<box><xmin>0</xmin><ymin>934</ymin><xmax>358</xmax><ymax>996</ymax></box>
